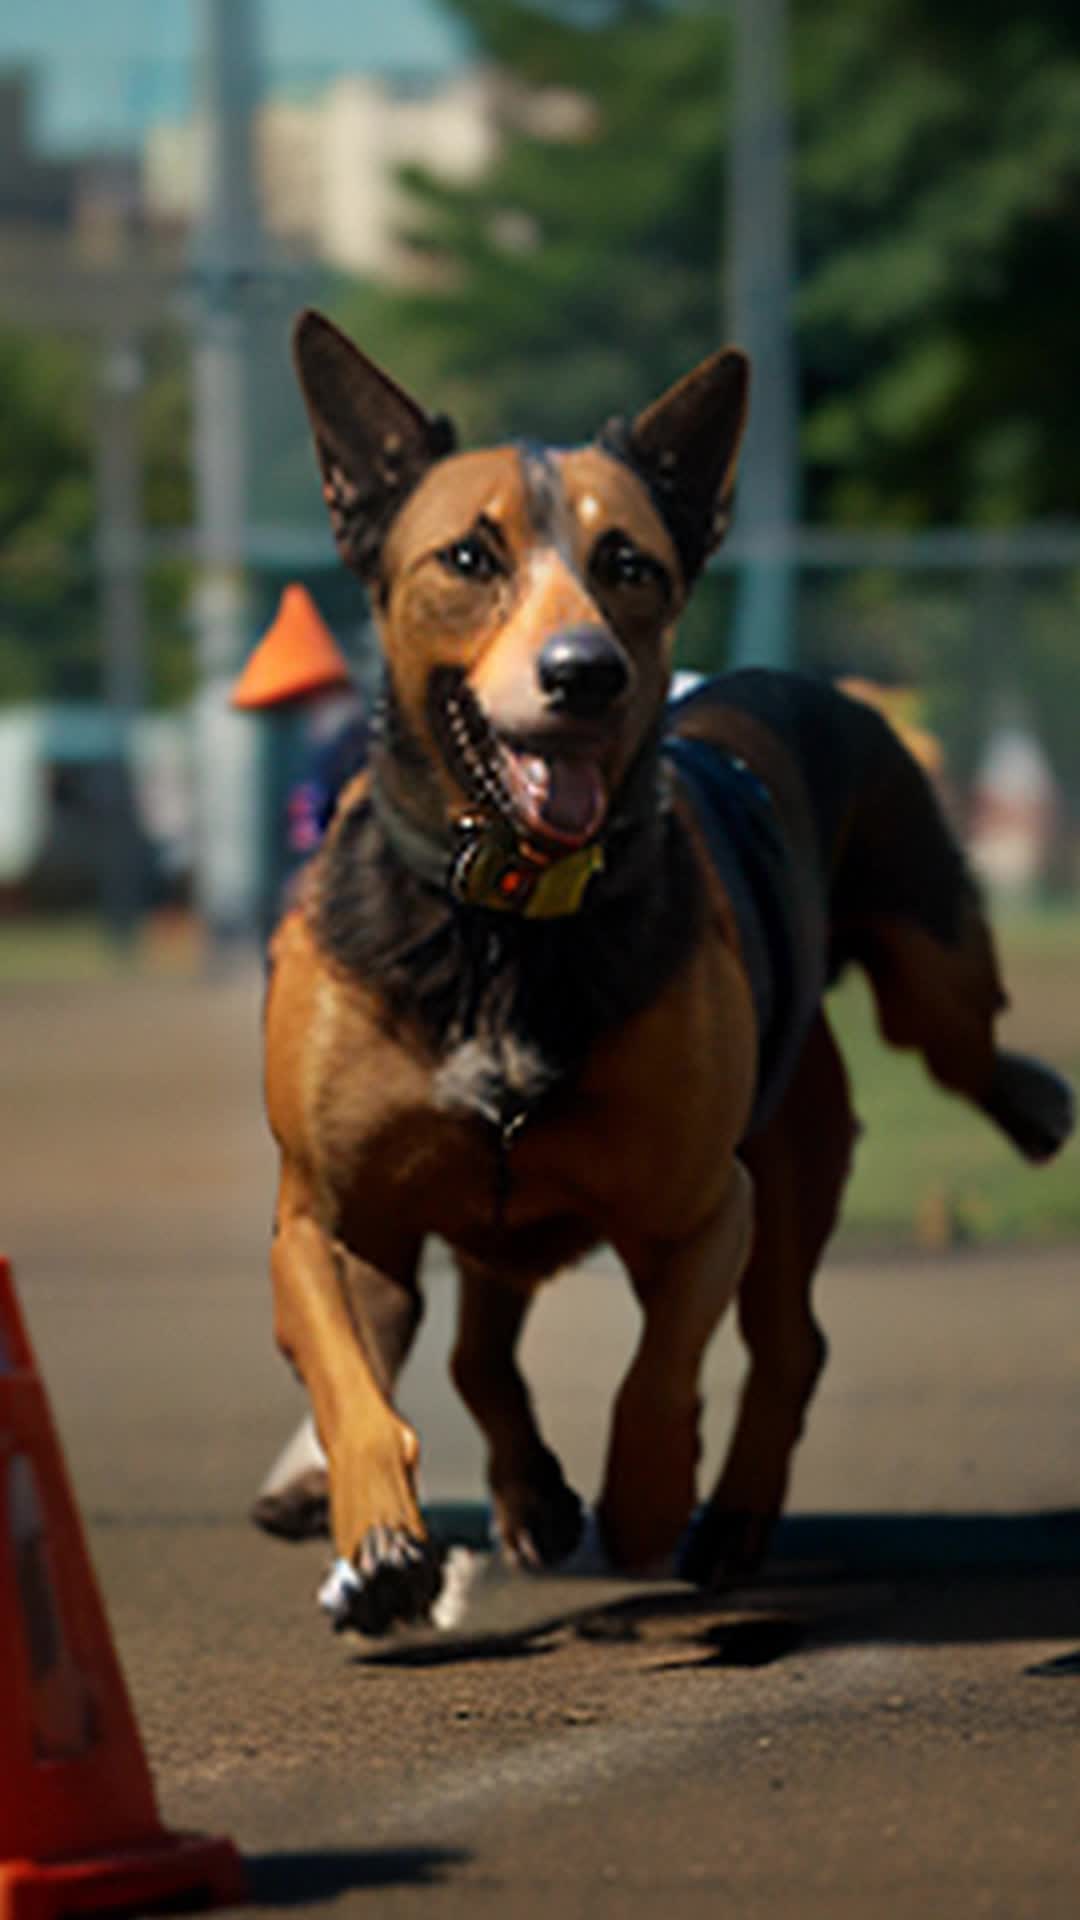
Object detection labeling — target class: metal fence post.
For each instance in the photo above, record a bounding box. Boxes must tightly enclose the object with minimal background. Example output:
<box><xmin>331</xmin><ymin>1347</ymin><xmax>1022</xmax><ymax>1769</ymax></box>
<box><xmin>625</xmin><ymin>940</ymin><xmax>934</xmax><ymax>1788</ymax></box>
<box><xmin>726</xmin><ymin>0</ymin><xmax>799</xmax><ymax>669</ymax></box>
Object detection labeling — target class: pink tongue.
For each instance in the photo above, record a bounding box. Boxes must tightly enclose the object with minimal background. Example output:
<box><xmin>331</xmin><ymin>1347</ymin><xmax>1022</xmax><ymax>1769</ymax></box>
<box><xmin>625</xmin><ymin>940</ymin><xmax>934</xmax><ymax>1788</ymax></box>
<box><xmin>513</xmin><ymin>753</ymin><xmax>605</xmax><ymax>841</ymax></box>
<box><xmin>540</xmin><ymin>758</ymin><xmax>604</xmax><ymax>835</ymax></box>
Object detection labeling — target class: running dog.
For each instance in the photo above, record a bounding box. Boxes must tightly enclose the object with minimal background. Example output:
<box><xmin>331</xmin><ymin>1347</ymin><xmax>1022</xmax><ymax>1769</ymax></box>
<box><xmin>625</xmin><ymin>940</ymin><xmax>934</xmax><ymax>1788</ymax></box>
<box><xmin>262</xmin><ymin>309</ymin><xmax>1073</xmax><ymax>1633</ymax></box>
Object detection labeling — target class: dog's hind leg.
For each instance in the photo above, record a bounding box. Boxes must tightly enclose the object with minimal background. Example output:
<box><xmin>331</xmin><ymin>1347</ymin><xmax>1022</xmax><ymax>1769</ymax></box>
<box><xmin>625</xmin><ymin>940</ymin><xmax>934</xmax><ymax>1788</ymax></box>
<box><xmin>251</xmin><ymin>1416</ymin><xmax>328</xmax><ymax>1540</ymax></box>
<box><xmin>451</xmin><ymin>1262</ymin><xmax>585</xmax><ymax>1567</ymax></box>
<box><xmin>339</xmin><ymin>1246</ymin><xmax>425</xmax><ymax>1392</ymax></box>
<box><xmin>857</xmin><ymin>909</ymin><xmax>1074</xmax><ymax>1161</ymax></box>
<box><xmin>833</xmin><ymin>707</ymin><xmax>1073</xmax><ymax>1160</ymax></box>
<box><xmin>598</xmin><ymin>1159</ymin><xmax>755</xmax><ymax>1572</ymax></box>
<box><xmin>681</xmin><ymin>1012</ymin><xmax>856</xmax><ymax>1587</ymax></box>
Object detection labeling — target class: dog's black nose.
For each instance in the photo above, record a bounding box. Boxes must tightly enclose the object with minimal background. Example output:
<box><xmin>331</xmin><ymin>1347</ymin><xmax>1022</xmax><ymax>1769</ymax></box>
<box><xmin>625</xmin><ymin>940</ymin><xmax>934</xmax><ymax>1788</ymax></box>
<box><xmin>537</xmin><ymin>626</ymin><xmax>631</xmax><ymax>718</ymax></box>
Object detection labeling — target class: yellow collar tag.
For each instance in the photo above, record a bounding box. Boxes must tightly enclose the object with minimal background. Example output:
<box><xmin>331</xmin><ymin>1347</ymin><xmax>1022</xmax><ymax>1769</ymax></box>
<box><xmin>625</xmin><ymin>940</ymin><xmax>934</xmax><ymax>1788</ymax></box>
<box><xmin>524</xmin><ymin>843</ymin><xmax>605</xmax><ymax>918</ymax></box>
<box><xmin>454</xmin><ymin>832</ymin><xmax>604</xmax><ymax>917</ymax></box>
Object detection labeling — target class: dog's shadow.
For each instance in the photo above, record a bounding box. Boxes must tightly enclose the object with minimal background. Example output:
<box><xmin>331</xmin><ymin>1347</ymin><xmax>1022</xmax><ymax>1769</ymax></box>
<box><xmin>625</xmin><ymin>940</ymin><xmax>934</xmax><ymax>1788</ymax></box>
<box><xmin>352</xmin><ymin>1629</ymin><xmax>561</xmax><ymax>1669</ymax></box>
<box><xmin>656</xmin><ymin>1507</ymin><xmax>1080</xmax><ymax>1676</ymax></box>
<box><xmin>360</xmin><ymin>1506</ymin><xmax>1080</xmax><ymax>1673</ymax></box>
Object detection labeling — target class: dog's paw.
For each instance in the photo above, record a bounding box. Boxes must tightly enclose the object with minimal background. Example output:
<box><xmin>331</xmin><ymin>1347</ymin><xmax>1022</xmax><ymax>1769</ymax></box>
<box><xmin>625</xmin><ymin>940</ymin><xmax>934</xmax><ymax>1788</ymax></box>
<box><xmin>493</xmin><ymin>1458</ymin><xmax>585</xmax><ymax>1570</ymax></box>
<box><xmin>251</xmin><ymin>1416</ymin><xmax>330</xmax><ymax>1540</ymax></box>
<box><xmin>678</xmin><ymin>1506</ymin><xmax>774</xmax><ymax>1589</ymax></box>
<box><xmin>251</xmin><ymin>1468</ymin><xmax>330</xmax><ymax>1541</ymax></box>
<box><xmin>318</xmin><ymin>1528</ymin><xmax>445</xmax><ymax>1635</ymax></box>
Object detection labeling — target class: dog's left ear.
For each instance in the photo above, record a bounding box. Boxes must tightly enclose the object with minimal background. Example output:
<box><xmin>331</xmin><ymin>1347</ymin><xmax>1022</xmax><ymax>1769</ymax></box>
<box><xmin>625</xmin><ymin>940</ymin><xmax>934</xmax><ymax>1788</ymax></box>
<box><xmin>292</xmin><ymin>309</ymin><xmax>457</xmax><ymax>583</ymax></box>
<box><xmin>600</xmin><ymin>350</ymin><xmax>750</xmax><ymax>583</ymax></box>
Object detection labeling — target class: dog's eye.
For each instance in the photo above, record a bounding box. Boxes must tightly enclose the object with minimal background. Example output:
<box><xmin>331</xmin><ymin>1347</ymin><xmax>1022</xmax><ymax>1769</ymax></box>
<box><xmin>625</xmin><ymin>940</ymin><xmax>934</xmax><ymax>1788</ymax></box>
<box><xmin>437</xmin><ymin>535</ymin><xmax>503</xmax><ymax>583</ymax></box>
<box><xmin>591</xmin><ymin>533</ymin><xmax>670</xmax><ymax>596</ymax></box>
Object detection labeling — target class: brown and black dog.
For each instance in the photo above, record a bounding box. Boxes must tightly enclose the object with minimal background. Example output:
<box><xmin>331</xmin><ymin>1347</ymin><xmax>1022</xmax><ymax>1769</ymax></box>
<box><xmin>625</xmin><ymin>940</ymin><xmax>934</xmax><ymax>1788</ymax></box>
<box><xmin>263</xmin><ymin>309</ymin><xmax>1073</xmax><ymax>1633</ymax></box>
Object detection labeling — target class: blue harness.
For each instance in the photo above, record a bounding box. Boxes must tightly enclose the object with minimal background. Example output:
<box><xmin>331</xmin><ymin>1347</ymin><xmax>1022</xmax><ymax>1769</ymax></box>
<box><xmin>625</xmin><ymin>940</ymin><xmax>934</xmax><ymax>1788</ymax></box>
<box><xmin>661</xmin><ymin>716</ymin><xmax>822</xmax><ymax>1139</ymax></box>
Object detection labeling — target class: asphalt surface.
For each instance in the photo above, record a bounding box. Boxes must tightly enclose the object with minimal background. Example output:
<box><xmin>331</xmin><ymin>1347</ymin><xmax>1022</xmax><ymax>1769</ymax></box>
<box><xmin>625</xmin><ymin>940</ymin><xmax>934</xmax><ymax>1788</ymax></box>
<box><xmin>3</xmin><ymin>968</ymin><xmax>1080</xmax><ymax>1917</ymax></box>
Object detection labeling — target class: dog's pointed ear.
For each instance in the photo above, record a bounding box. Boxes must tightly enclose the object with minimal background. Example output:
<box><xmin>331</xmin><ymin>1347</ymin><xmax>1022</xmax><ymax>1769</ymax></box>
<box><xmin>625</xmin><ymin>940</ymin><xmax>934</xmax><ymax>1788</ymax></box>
<box><xmin>292</xmin><ymin>309</ymin><xmax>457</xmax><ymax>582</ymax></box>
<box><xmin>599</xmin><ymin>349</ymin><xmax>750</xmax><ymax>583</ymax></box>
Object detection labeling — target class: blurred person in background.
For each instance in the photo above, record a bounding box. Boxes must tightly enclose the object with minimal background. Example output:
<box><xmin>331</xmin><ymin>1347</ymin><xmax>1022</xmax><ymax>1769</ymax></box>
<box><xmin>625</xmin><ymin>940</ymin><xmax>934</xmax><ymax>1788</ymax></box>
<box><xmin>231</xmin><ymin>584</ymin><xmax>369</xmax><ymax>913</ymax></box>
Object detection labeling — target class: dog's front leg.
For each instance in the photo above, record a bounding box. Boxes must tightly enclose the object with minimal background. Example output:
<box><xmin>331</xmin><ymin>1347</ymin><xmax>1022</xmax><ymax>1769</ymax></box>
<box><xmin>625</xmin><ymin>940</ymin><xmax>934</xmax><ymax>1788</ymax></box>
<box><xmin>271</xmin><ymin>1174</ymin><xmax>442</xmax><ymax>1633</ymax></box>
<box><xmin>451</xmin><ymin>1260</ymin><xmax>584</xmax><ymax>1568</ymax></box>
<box><xmin>599</xmin><ymin>1160</ymin><xmax>754</xmax><ymax>1571</ymax></box>
<box><xmin>252</xmin><ymin>1249</ymin><xmax>423</xmax><ymax>1542</ymax></box>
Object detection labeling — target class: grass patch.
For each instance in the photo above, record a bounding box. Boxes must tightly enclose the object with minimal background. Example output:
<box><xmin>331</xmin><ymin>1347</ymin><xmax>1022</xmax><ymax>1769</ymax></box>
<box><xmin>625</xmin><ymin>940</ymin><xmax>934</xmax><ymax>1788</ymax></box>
<box><xmin>0</xmin><ymin>912</ymin><xmax>202</xmax><ymax>984</ymax></box>
<box><xmin>832</xmin><ymin>908</ymin><xmax>1080</xmax><ymax>1248</ymax></box>
<box><xmin>0</xmin><ymin>917</ymin><xmax>126</xmax><ymax>983</ymax></box>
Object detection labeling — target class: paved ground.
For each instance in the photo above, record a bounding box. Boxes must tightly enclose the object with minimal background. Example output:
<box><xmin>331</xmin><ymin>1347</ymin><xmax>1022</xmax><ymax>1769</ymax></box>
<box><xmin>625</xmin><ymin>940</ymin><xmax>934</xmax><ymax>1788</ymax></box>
<box><xmin>3</xmin><ymin>969</ymin><xmax>1079</xmax><ymax>1916</ymax></box>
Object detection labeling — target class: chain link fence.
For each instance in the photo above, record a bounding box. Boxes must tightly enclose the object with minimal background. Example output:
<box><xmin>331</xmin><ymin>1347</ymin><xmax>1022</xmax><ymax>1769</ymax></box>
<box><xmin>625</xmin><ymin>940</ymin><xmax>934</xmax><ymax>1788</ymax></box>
<box><xmin>4</xmin><ymin>529</ymin><xmax>1077</xmax><ymax>926</ymax></box>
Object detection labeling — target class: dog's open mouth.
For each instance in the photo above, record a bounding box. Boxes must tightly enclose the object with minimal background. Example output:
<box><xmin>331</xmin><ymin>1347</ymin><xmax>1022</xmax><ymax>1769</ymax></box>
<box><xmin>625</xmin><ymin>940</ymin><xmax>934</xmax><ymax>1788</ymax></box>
<box><xmin>499</xmin><ymin>747</ymin><xmax>607</xmax><ymax>848</ymax></box>
<box><xmin>430</xmin><ymin>670</ymin><xmax>609</xmax><ymax>852</ymax></box>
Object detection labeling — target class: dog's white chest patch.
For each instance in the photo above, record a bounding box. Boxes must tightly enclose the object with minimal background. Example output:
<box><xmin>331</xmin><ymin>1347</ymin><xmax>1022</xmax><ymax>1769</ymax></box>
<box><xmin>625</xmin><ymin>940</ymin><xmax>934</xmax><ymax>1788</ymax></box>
<box><xmin>433</xmin><ymin>1035</ymin><xmax>557</xmax><ymax>1128</ymax></box>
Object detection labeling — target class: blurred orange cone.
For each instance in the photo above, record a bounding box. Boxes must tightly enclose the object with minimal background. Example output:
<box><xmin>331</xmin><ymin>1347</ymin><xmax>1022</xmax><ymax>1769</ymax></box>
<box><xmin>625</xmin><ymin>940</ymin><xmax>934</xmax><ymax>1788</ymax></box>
<box><xmin>0</xmin><ymin>1256</ymin><xmax>246</xmax><ymax>1920</ymax></box>
<box><xmin>231</xmin><ymin>584</ymin><xmax>353</xmax><ymax>709</ymax></box>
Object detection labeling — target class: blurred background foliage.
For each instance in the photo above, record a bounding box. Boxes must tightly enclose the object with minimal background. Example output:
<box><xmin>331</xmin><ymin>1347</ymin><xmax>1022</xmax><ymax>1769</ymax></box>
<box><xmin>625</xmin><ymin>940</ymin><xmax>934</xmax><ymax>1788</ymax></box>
<box><xmin>0</xmin><ymin>323</ymin><xmax>194</xmax><ymax>704</ymax></box>
<box><xmin>3</xmin><ymin>0</ymin><xmax>1080</xmax><ymax>705</ymax></box>
<box><xmin>336</xmin><ymin>0</ymin><xmax>1080</xmax><ymax>792</ymax></box>
<box><xmin>340</xmin><ymin>0</ymin><xmax>1080</xmax><ymax>528</ymax></box>
<box><xmin>0</xmin><ymin>328</ymin><xmax>95</xmax><ymax>700</ymax></box>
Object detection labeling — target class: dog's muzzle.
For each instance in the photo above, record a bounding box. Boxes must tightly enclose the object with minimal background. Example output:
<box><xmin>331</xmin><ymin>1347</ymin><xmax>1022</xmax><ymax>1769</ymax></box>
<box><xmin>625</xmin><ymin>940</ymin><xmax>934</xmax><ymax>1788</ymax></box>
<box><xmin>429</xmin><ymin>665</ymin><xmax>615</xmax><ymax>854</ymax></box>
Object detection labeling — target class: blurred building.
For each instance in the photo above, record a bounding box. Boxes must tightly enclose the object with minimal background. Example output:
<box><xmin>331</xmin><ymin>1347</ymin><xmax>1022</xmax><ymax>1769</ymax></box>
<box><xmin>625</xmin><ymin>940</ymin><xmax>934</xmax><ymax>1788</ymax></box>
<box><xmin>0</xmin><ymin>71</ymin><xmax>75</xmax><ymax>230</ymax></box>
<box><xmin>0</xmin><ymin>69</ymin><xmax>143</xmax><ymax>258</ymax></box>
<box><xmin>143</xmin><ymin>68</ymin><xmax>500</xmax><ymax>281</ymax></box>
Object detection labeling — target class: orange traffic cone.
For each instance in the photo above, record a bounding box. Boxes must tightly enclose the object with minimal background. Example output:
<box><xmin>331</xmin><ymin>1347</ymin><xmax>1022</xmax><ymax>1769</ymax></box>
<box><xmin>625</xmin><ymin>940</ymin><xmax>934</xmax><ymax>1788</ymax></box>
<box><xmin>0</xmin><ymin>1256</ymin><xmax>246</xmax><ymax>1920</ymax></box>
<box><xmin>230</xmin><ymin>584</ymin><xmax>353</xmax><ymax>709</ymax></box>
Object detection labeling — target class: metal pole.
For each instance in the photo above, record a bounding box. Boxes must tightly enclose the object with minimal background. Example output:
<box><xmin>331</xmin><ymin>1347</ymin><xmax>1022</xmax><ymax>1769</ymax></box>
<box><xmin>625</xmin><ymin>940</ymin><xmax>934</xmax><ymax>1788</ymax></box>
<box><xmin>190</xmin><ymin>0</ymin><xmax>262</xmax><ymax>947</ymax></box>
<box><xmin>727</xmin><ymin>0</ymin><xmax>799</xmax><ymax>669</ymax></box>
<box><xmin>94</xmin><ymin>329</ymin><xmax>147</xmax><ymax>947</ymax></box>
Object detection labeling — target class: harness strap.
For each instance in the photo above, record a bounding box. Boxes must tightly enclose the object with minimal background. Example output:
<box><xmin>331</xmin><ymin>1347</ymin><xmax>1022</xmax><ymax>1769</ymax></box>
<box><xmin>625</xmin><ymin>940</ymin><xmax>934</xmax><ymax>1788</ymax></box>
<box><xmin>661</xmin><ymin>733</ymin><xmax>816</xmax><ymax>1138</ymax></box>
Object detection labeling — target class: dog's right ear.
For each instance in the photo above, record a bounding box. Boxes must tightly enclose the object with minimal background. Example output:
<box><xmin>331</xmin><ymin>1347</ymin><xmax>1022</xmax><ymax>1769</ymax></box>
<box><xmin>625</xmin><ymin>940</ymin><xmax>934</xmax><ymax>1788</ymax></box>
<box><xmin>292</xmin><ymin>310</ymin><xmax>457</xmax><ymax>583</ymax></box>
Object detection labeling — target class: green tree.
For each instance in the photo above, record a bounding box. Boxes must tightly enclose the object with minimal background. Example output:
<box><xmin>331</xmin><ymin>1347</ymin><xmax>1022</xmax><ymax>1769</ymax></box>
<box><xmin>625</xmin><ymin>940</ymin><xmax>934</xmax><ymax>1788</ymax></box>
<box><xmin>337</xmin><ymin>0</ymin><xmax>735</xmax><ymax>659</ymax></box>
<box><xmin>339</xmin><ymin>0</ymin><xmax>1080</xmax><ymax>530</ymax></box>
<box><xmin>340</xmin><ymin>1</ymin><xmax>727</xmax><ymax>446</ymax></box>
<box><xmin>0</xmin><ymin>324</ymin><xmax>195</xmax><ymax>705</ymax></box>
<box><xmin>0</xmin><ymin>327</ymin><xmax>97</xmax><ymax>701</ymax></box>
<box><xmin>796</xmin><ymin>0</ymin><xmax>1080</xmax><ymax>527</ymax></box>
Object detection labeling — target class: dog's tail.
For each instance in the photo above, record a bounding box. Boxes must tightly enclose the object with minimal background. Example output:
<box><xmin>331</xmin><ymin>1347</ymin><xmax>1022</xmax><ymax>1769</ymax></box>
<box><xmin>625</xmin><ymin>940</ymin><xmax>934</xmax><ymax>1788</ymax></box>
<box><xmin>979</xmin><ymin>1050</ymin><xmax>1075</xmax><ymax>1163</ymax></box>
